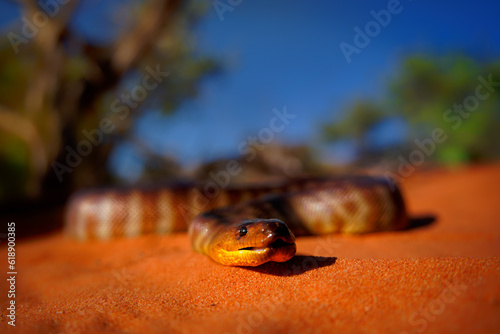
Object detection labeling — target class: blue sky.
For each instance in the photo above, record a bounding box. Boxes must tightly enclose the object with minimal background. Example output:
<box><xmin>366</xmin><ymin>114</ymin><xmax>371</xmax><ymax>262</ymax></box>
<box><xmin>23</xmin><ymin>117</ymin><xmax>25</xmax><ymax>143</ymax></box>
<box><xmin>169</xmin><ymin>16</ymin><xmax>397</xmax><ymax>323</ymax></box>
<box><xmin>129</xmin><ymin>0</ymin><xmax>500</xmax><ymax>169</ymax></box>
<box><xmin>2</xmin><ymin>0</ymin><xmax>500</xmax><ymax>180</ymax></box>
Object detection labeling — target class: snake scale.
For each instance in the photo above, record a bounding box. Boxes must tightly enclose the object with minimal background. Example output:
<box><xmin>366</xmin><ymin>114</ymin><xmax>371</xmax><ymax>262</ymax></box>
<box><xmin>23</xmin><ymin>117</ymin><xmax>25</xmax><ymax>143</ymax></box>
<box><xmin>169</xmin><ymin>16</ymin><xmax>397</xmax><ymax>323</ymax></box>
<box><xmin>64</xmin><ymin>176</ymin><xmax>408</xmax><ymax>266</ymax></box>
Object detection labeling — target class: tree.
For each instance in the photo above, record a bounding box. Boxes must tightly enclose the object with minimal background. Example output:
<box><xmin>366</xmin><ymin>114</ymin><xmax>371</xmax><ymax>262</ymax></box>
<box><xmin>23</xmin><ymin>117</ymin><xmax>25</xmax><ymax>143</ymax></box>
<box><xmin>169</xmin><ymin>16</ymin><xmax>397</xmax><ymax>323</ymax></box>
<box><xmin>322</xmin><ymin>54</ymin><xmax>500</xmax><ymax>167</ymax></box>
<box><xmin>0</xmin><ymin>0</ymin><xmax>218</xmax><ymax>200</ymax></box>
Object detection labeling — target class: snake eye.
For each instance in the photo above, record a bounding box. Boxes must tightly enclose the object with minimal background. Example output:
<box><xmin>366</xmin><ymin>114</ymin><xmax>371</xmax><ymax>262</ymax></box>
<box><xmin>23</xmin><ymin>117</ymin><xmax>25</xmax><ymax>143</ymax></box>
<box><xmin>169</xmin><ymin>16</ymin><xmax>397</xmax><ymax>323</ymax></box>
<box><xmin>238</xmin><ymin>226</ymin><xmax>248</xmax><ymax>237</ymax></box>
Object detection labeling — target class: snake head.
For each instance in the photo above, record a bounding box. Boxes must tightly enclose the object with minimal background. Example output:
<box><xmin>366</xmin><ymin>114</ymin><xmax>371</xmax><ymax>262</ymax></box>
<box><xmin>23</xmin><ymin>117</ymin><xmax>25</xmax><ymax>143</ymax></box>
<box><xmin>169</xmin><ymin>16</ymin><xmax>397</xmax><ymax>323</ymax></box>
<box><xmin>212</xmin><ymin>218</ymin><xmax>297</xmax><ymax>266</ymax></box>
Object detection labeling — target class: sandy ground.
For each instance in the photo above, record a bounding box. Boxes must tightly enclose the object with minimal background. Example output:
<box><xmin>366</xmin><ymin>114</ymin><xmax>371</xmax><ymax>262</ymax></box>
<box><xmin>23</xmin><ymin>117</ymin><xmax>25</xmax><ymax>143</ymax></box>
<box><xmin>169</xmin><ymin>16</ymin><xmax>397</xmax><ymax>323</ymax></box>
<box><xmin>1</xmin><ymin>164</ymin><xmax>500</xmax><ymax>333</ymax></box>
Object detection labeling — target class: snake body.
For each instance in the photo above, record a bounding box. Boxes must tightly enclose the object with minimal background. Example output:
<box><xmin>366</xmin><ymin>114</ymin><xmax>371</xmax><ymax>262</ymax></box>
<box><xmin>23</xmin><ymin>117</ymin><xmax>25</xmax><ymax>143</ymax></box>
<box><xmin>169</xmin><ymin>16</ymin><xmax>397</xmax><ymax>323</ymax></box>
<box><xmin>65</xmin><ymin>176</ymin><xmax>408</xmax><ymax>266</ymax></box>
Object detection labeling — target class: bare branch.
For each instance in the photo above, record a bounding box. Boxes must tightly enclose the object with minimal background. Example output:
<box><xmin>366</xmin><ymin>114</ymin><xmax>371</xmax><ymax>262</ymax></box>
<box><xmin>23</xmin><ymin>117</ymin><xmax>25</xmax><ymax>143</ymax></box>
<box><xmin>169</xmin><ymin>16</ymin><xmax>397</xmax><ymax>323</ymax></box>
<box><xmin>111</xmin><ymin>0</ymin><xmax>183</xmax><ymax>74</ymax></box>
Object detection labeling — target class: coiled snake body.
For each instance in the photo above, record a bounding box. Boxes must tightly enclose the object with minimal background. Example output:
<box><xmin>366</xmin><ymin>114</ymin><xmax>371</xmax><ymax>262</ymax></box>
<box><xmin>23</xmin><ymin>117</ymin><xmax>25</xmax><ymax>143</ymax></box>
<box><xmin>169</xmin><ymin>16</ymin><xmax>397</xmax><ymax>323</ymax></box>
<box><xmin>65</xmin><ymin>176</ymin><xmax>408</xmax><ymax>266</ymax></box>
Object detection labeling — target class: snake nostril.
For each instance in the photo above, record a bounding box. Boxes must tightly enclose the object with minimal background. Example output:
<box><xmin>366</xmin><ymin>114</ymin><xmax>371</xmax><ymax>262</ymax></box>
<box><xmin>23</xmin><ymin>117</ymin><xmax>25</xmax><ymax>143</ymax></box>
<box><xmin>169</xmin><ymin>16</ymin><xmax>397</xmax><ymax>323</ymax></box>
<box><xmin>260</xmin><ymin>220</ymin><xmax>287</xmax><ymax>234</ymax></box>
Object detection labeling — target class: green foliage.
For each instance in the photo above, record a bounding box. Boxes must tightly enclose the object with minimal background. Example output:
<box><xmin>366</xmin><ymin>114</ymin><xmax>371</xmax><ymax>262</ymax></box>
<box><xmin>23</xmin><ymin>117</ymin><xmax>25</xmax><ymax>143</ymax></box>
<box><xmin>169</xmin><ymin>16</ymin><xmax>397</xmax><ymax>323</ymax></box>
<box><xmin>0</xmin><ymin>134</ymin><xmax>30</xmax><ymax>198</ymax></box>
<box><xmin>323</xmin><ymin>102</ymin><xmax>387</xmax><ymax>144</ymax></box>
<box><xmin>323</xmin><ymin>54</ymin><xmax>500</xmax><ymax>165</ymax></box>
<box><xmin>0</xmin><ymin>0</ymin><xmax>219</xmax><ymax>199</ymax></box>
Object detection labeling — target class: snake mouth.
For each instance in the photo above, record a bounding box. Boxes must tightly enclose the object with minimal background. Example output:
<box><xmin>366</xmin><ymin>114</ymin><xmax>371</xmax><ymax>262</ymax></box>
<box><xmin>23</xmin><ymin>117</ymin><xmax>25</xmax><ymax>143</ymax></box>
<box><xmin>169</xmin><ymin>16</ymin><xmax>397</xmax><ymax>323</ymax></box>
<box><xmin>237</xmin><ymin>236</ymin><xmax>295</xmax><ymax>252</ymax></box>
<box><xmin>223</xmin><ymin>234</ymin><xmax>296</xmax><ymax>266</ymax></box>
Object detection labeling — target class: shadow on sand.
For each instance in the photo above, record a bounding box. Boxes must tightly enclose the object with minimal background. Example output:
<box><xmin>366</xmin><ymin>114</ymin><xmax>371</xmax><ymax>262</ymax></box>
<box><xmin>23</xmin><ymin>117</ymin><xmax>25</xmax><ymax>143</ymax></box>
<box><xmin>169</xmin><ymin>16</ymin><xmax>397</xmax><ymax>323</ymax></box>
<box><xmin>407</xmin><ymin>214</ymin><xmax>436</xmax><ymax>230</ymax></box>
<box><xmin>243</xmin><ymin>255</ymin><xmax>337</xmax><ymax>276</ymax></box>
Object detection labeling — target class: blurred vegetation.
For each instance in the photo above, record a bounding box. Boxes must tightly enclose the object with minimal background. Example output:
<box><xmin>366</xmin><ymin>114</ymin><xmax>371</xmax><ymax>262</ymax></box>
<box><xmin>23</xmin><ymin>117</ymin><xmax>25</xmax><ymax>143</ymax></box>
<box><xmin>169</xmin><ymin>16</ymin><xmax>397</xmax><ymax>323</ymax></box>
<box><xmin>323</xmin><ymin>54</ymin><xmax>500</xmax><ymax>167</ymax></box>
<box><xmin>194</xmin><ymin>143</ymin><xmax>322</xmax><ymax>184</ymax></box>
<box><xmin>0</xmin><ymin>0</ymin><xmax>218</xmax><ymax>201</ymax></box>
<box><xmin>2</xmin><ymin>0</ymin><xmax>499</xmax><ymax>205</ymax></box>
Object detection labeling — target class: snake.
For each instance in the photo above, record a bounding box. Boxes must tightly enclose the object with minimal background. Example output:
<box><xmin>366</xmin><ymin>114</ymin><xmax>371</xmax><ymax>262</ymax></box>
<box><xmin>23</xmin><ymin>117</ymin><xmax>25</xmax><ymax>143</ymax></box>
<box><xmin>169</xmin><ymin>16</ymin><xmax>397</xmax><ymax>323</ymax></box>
<box><xmin>64</xmin><ymin>176</ymin><xmax>408</xmax><ymax>266</ymax></box>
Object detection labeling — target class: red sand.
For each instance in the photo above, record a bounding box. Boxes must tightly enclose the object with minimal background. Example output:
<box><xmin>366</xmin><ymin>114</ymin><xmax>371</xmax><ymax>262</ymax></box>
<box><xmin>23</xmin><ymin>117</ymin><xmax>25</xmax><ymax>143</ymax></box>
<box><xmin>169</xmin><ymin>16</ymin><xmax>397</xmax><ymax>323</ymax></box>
<box><xmin>1</xmin><ymin>164</ymin><xmax>500</xmax><ymax>333</ymax></box>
